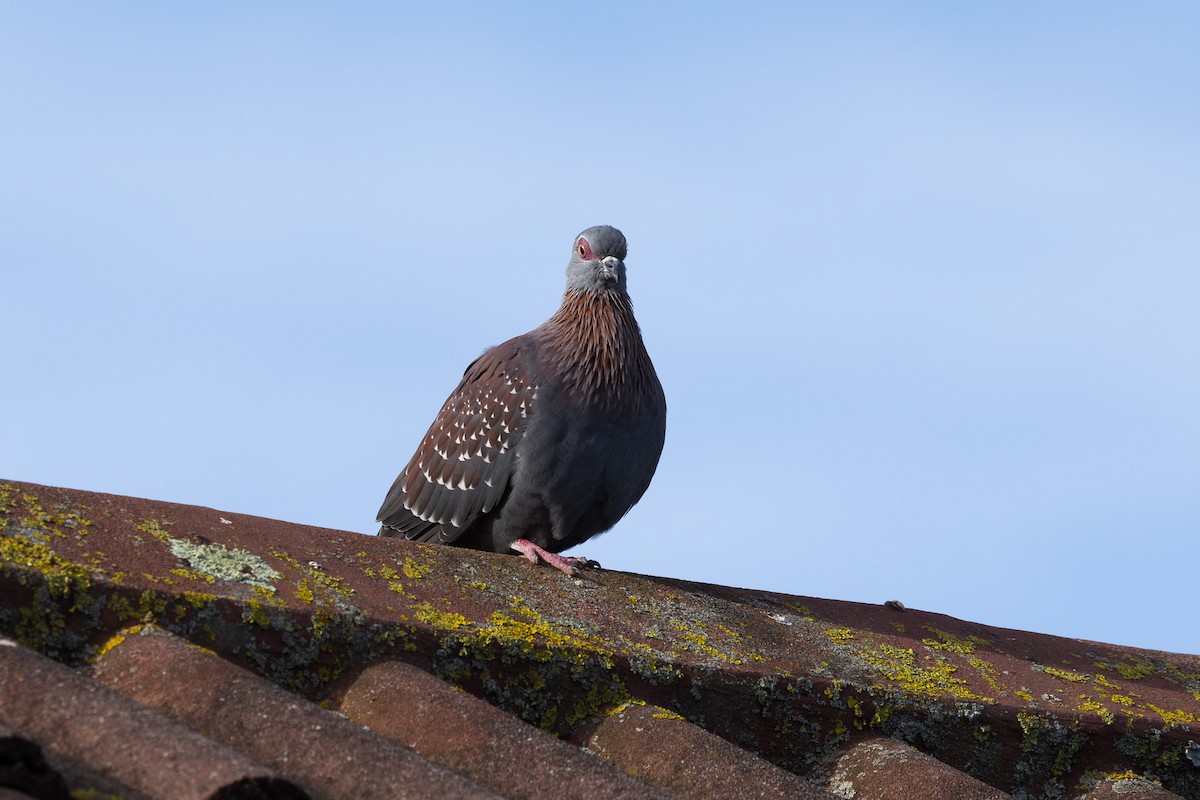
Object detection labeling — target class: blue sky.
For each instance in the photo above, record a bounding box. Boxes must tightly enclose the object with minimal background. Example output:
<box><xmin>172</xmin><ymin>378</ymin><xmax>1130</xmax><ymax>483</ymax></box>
<box><xmin>4</xmin><ymin>3</ymin><xmax>1198</xmax><ymax>655</ymax></box>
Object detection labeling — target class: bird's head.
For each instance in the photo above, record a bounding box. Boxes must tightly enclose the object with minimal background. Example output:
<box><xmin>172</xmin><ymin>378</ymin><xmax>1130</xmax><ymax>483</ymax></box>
<box><xmin>565</xmin><ymin>225</ymin><xmax>628</xmax><ymax>294</ymax></box>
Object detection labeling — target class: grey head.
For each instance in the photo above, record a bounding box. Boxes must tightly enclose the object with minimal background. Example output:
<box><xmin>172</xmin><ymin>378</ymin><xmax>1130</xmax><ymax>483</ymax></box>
<box><xmin>565</xmin><ymin>225</ymin><xmax>629</xmax><ymax>294</ymax></box>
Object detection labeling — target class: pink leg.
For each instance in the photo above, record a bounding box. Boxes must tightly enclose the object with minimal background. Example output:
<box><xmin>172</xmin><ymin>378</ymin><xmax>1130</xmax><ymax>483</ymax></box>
<box><xmin>510</xmin><ymin>539</ymin><xmax>598</xmax><ymax>577</ymax></box>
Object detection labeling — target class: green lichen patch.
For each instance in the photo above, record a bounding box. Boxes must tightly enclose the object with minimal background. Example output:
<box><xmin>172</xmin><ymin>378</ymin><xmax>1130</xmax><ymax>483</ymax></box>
<box><xmin>136</xmin><ymin>518</ymin><xmax>281</xmax><ymax>592</ymax></box>
<box><xmin>166</xmin><ymin>537</ymin><xmax>281</xmax><ymax>591</ymax></box>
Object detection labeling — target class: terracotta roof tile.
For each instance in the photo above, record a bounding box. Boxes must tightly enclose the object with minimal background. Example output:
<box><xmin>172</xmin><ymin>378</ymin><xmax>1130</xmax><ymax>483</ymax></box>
<box><xmin>335</xmin><ymin>659</ymin><xmax>666</xmax><ymax>800</ymax></box>
<box><xmin>829</xmin><ymin>735</ymin><xmax>1010</xmax><ymax>799</ymax></box>
<box><xmin>0</xmin><ymin>636</ymin><xmax>307</xmax><ymax>800</ymax></box>
<box><xmin>580</xmin><ymin>699</ymin><xmax>839</xmax><ymax>798</ymax></box>
<box><xmin>91</xmin><ymin>626</ymin><xmax>500</xmax><ymax>800</ymax></box>
<box><xmin>1080</xmin><ymin>775</ymin><xmax>1189</xmax><ymax>799</ymax></box>
<box><xmin>2</xmin><ymin>478</ymin><xmax>1200</xmax><ymax>800</ymax></box>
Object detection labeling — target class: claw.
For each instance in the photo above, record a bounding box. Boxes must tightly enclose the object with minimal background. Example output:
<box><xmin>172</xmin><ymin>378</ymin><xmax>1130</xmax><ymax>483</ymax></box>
<box><xmin>510</xmin><ymin>539</ymin><xmax>597</xmax><ymax>577</ymax></box>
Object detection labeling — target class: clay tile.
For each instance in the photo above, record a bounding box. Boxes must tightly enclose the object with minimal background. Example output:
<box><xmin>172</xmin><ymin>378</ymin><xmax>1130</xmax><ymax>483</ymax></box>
<box><xmin>4</xmin><ymin>479</ymin><xmax>1200</xmax><ymax>800</ymax></box>
<box><xmin>0</xmin><ymin>637</ymin><xmax>307</xmax><ymax>800</ymax></box>
<box><xmin>335</xmin><ymin>658</ymin><xmax>668</xmax><ymax>800</ymax></box>
<box><xmin>580</xmin><ymin>701</ymin><xmax>839</xmax><ymax>799</ymax></box>
<box><xmin>829</xmin><ymin>735</ymin><xmax>1010</xmax><ymax>799</ymax></box>
<box><xmin>1080</xmin><ymin>775</ymin><xmax>1189</xmax><ymax>799</ymax></box>
<box><xmin>91</xmin><ymin>626</ymin><xmax>499</xmax><ymax>800</ymax></box>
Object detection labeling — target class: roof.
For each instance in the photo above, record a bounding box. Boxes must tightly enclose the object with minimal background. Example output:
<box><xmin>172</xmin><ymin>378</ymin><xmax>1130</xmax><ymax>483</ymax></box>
<box><xmin>1</xmin><ymin>478</ymin><xmax>1198</xmax><ymax>799</ymax></box>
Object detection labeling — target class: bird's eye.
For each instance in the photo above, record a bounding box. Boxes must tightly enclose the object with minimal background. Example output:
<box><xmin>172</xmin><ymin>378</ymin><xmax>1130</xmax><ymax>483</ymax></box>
<box><xmin>577</xmin><ymin>243</ymin><xmax>587</xmax><ymax>257</ymax></box>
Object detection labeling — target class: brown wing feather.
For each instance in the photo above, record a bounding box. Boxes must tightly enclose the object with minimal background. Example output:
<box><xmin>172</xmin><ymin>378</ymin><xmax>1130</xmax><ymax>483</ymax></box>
<box><xmin>377</xmin><ymin>339</ymin><xmax>537</xmax><ymax>543</ymax></box>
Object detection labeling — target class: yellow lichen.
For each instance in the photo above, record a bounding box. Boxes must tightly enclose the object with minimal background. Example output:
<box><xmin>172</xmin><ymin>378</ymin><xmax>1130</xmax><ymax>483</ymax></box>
<box><xmin>1078</xmin><ymin>696</ymin><xmax>1115</xmax><ymax>725</ymax></box>
<box><xmin>667</xmin><ymin>618</ymin><xmax>759</xmax><ymax>664</ymax></box>
<box><xmin>414</xmin><ymin>602</ymin><xmax>470</xmax><ymax>630</ymax></box>
<box><xmin>781</xmin><ymin>601</ymin><xmax>815</xmax><ymax>621</ymax></box>
<box><xmin>135</xmin><ymin>518</ymin><xmax>174</xmax><ymax>544</ymax></box>
<box><xmin>922</xmin><ymin>628</ymin><xmax>990</xmax><ymax>654</ymax></box>
<box><xmin>1017</xmin><ymin>709</ymin><xmax>1043</xmax><ymax>751</ymax></box>
<box><xmin>859</xmin><ymin>643</ymin><xmax>993</xmax><ymax>702</ymax></box>
<box><xmin>968</xmin><ymin>656</ymin><xmax>1005</xmax><ymax>695</ymax></box>
<box><xmin>824</xmin><ymin>627</ymin><xmax>855</xmax><ymax>645</ymax></box>
<box><xmin>607</xmin><ymin>699</ymin><xmax>647</xmax><ymax>716</ymax></box>
<box><xmin>169</xmin><ymin>567</ymin><xmax>216</xmax><ymax>584</ymax></box>
<box><xmin>1147</xmin><ymin>704</ymin><xmax>1196</xmax><ymax>728</ymax></box>
<box><xmin>94</xmin><ymin>632</ymin><xmax>126</xmax><ymax>659</ymax></box>
<box><xmin>1044</xmin><ymin>666</ymin><xmax>1090</xmax><ymax>683</ymax></box>
<box><xmin>651</xmin><ymin>706</ymin><xmax>687</xmax><ymax>721</ymax></box>
<box><xmin>243</xmin><ymin>599</ymin><xmax>274</xmax><ymax>627</ymax></box>
<box><xmin>1114</xmin><ymin>657</ymin><xmax>1155</xmax><ymax>681</ymax></box>
<box><xmin>401</xmin><ymin>556</ymin><xmax>432</xmax><ymax>579</ymax></box>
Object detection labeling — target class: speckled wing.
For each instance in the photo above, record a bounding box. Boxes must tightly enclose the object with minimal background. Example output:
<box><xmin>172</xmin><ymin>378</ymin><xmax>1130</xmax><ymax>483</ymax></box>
<box><xmin>377</xmin><ymin>340</ymin><xmax>537</xmax><ymax>544</ymax></box>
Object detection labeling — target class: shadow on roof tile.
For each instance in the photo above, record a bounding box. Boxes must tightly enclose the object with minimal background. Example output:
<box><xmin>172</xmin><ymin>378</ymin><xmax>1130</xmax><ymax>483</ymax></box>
<box><xmin>578</xmin><ymin>700</ymin><xmax>840</xmax><ymax>799</ymax></box>
<box><xmin>335</xmin><ymin>658</ymin><xmax>668</xmax><ymax>800</ymax></box>
<box><xmin>0</xmin><ymin>636</ymin><xmax>308</xmax><ymax>800</ymax></box>
<box><xmin>90</xmin><ymin>626</ymin><xmax>499</xmax><ymax>800</ymax></box>
<box><xmin>0</xmin><ymin>722</ymin><xmax>72</xmax><ymax>800</ymax></box>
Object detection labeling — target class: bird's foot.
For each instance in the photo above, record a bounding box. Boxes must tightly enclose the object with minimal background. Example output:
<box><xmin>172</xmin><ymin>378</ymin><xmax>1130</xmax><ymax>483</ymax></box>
<box><xmin>510</xmin><ymin>539</ymin><xmax>599</xmax><ymax>577</ymax></box>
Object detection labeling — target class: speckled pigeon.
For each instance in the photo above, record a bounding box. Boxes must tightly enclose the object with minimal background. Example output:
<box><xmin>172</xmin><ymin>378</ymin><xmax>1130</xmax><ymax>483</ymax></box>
<box><xmin>376</xmin><ymin>225</ymin><xmax>666</xmax><ymax>575</ymax></box>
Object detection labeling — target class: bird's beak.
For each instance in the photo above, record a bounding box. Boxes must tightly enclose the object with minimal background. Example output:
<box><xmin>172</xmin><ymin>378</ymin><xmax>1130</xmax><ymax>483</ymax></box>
<box><xmin>599</xmin><ymin>256</ymin><xmax>622</xmax><ymax>282</ymax></box>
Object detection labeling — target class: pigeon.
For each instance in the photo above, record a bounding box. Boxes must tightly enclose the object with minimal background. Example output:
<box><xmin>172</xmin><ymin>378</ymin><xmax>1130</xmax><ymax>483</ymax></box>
<box><xmin>377</xmin><ymin>225</ymin><xmax>666</xmax><ymax>575</ymax></box>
